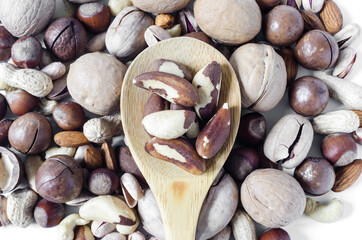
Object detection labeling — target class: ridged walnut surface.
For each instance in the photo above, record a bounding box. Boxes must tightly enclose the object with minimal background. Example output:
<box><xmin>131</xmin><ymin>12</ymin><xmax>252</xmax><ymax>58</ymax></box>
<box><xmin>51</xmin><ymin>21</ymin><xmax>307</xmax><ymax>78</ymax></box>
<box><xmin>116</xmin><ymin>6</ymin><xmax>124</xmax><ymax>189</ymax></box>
<box><xmin>121</xmin><ymin>38</ymin><xmax>241</xmax><ymax>240</ymax></box>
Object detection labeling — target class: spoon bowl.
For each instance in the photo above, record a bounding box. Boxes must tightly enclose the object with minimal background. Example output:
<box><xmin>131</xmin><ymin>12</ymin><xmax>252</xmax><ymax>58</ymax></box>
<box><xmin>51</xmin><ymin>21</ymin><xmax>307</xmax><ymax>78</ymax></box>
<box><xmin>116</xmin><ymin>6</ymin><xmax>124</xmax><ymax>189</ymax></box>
<box><xmin>121</xmin><ymin>37</ymin><xmax>241</xmax><ymax>239</ymax></box>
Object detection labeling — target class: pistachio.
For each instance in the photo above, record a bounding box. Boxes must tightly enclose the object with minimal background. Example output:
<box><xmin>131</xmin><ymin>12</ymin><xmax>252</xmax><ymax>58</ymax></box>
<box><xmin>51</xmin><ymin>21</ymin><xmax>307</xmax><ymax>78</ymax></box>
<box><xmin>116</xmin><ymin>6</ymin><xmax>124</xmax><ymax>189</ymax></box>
<box><xmin>334</xmin><ymin>23</ymin><xmax>361</xmax><ymax>48</ymax></box>
<box><xmin>178</xmin><ymin>8</ymin><xmax>200</xmax><ymax>34</ymax></box>
<box><xmin>128</xmin><ymin>231</ymin><xmax>146</xmax><ymax>240</ymax></box>
<box><xmin>120</xmin><ymin>173</ymin><xmax>143</xmax><ymax>208</ymax></box>
<box><xmin>91</xmin><ymin>220</ymin><xmax>116</xmax><ymax>238</ymax></box>
<box><xmin>144</xmin><ymin>25</ymin><xmax>171</xmax><ymax>47</ymax></box>
<box><xmin>333</xmin><ymin>47</ymin><xmax>357</xmax><ymax>78</ymax></box>
<box><xmin>40</xmin><ymin>62</ymin><xmax>66</xmax><ymax>81</ymax></box>
<box><xmin>302</xmin><ymin>0</ymin><xmax>325</xmax><ymax>13</ymax></box>
<box><xmin>280</xmin><ymin>0</ymin><xmax>302</xmax><ymax>9</ymax></box>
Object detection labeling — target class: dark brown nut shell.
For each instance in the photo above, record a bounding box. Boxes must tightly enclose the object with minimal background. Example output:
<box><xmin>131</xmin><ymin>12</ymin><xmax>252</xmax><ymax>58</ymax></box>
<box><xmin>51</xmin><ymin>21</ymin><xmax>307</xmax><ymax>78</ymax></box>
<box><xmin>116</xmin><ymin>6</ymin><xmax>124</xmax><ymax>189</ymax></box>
<box><xmin>87</xmin><ymin>168</ymin><xmax>119</xmax><ymax>195</ymax></box>
<box><xmin>301</xmin><ymin>10</ymin><xmax>326</xmax><ymax>31</ymax></box>
<box><xmin>288</xmin><ymin>76</ymin><xmax>329</xmax><ymax>117</ymax></box>
<box><xmin>44</xmin><ymin>17</ymin><xmax>87</xmax><ymax>61</ymax></box>
<box><xmin>77</xmin><ymin>2</ymin><xmax>111</xmax><ymax>33</ymax></box>
<box><xmin>260</xmin><ymin>228</ymin><xmax>291</xmax><ymax>240</ymax></box>
<box><xmin>0</xmin><ymin>120</ymin><xmax>13</xmax><ymax>145</ymax></box>
<box><xmin>295</xmin><ymin>30</ymin><xmax>339</xmax><ymax>70</ymax></box>
<box><xmin>256</xmin><ymin>0</ymin><xmax>281</xmax><ymax>9</ymax></box>
<box><xmin>35</xmin><ymin>155</ymin><xmax>83</xmax><ymax>203</ymax></box>
<box><xmin>280</xmin><ymin>48</ymin><xmax>298</xmax><ymax>86</ymax></box>
<box><xmin>53</xmin><ymin>101</ymin><xmax>85</xmax><ymax>130</ymax></box>
<box><xmin>151</xmin><ymin>59</ymin><xmax>192</xmax><ymax>82</ymax></box>
<box><xmin>0</xmin><ymin>93</ymin><xmax>7</xmax><ymax>120</ymax></box>
<box><xmin>6</xmin><ymin>90</ymin><xmax>39</xmax><ymax>116</ymax></box>
<box><xmin>143</xmin><ymin>94</ymin><xmax>169</xmax><ymax>119</ymax></box>
<box><xmin>8</xmin><ymin>112</ymin><xmax>52</xmax><ymax>154</ymax></box>
<box><xmin>0</xmin><ymin>147</ymin><xmax>24</xmax><ymax>194</ymax></box>
<box><xmin>294</xmin><ymin>157</ymin><xmax>335</xmax><ymax>196</ymax></box>
<box><xmin>0</xmin><ymin>26</ymin><xmax>16</xmax><ymax>61</ymax></box>
<box><xmin>145</xmin><ymin>137</ymin><xmax>206</xmax><ymax>175</ymax></box>
<box><xmin>241</xmin><ymin>169</ymin><xmax>306</xmax><ymax>228</ymax></box>
<box><xmin>196</xmin><ymin>103</ymin><xmax>230</xmax><ymax>159</ymax></box>
<box><xmin>183</xmin><ymin>32</ymin><xmax>215</xmax><ymax>47</ymax></box>
<box><xmin>264</xmin><ymin>5</ymin><xmax>304</xmax><ymax>47</ymax></box>
<box><xmin>118</xmin><ymin>146</ymin><xmax>146</xmax><ymax>184</ymax></box>
<box><xmin>34</xmin><ymin>199</ymin><xmax>65</xmax><ymax>228</ymax></box>
<box><xmin>11</xmin><ymin>36</ymin><xmax>42</xmax><ymax>69</ymax></box>
<box><xmin>46</xmin><ymin>75</ymin><xmax>69</xmax><ymax>100</ymax></box>
<box><xmin>237</xmin><ymin>112</ymin><xmax>266</xmax><ymax>147</ymax></box>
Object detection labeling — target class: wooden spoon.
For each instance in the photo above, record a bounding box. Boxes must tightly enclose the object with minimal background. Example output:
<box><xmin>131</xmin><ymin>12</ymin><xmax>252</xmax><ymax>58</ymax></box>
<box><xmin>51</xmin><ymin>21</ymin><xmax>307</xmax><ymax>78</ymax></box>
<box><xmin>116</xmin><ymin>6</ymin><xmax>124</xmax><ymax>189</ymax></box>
<box><xmin>121</xmin><ymin>38</ymin><xmax>241</xmax><ymax>240</ymax></box>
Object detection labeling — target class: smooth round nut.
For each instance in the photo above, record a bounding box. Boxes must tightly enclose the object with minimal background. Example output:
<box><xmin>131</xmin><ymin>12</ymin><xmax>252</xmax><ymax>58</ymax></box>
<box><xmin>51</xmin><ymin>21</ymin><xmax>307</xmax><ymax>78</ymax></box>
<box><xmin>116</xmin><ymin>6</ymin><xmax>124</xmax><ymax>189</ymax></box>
<box><xmin>11</xmin><ymin>36</ymin><xmax>42</xmax><ymax>68</ymax></box>
<box><xmin>35</xmin><ymin>155</ymin><xmax>83</xmax><ymax>203</ymax></box>
<box><xmin>77</xmin><ymin>2</ymin><xmax>111</xmax><ymax>33</ymax></box>
<box><xmin>0</xmin><ymin>93</ymin><xmax>7</xmax><ymax>120</ymax></box>
<box><xmin>237</xmin><ymin>112</ymin><xmax>266</xmax><ymax>147</ymax></box>
<box><xmin>260</xmin><ymin>228</ymin><xmax>291</xmax><ymax>240</ymax></box>
<box><xmin>288</xmin><ymin>76</ymin><xmax>329</xmax><ymax>116</ymax></box>
<box><xmin>8</xmin><ymin>112</ymin><xmax>52</xmax><ymax>154</ymax></box>
<box><xmin>295</xmin><ymin>30</ymin><xmax>339</xmax><ymax>70</ymax></box>
<box><xmin>0</xmin><ymin>26</ymin><xmax>16</xmax><ymax>61</ymax></box>
<box><xmin>44</xmin><ymin>17</ymin><xmax>87</xmax><ymax>62</ymax></box>
<box><xmin>256</xmin><ymin>0</ymin><xmax>280</xmax><ymax>9</ymax></box>
<box><xmin>6</xmin><ymin>90</ymin><xmax>38</xmax><ymax>116</ymax></box>
<box><xmin>87</xmin><ymin>168</ymin><xmax>119</xmax><ymax>195</ymax></box>
<box><xmin>155</xmin><ymin>14</ymin><xmax>174</xmax><ymax>29</ymax></box>
<box><xmin>53</xmin><ymin>102</ymin><xmax>85</xmax><ymax>130</ymax></box>
<box><xmin>0</xmin><ymin>120</ymin><xmax>13</xmax><ymax>145</ymax></box>
<box><xmin>322</xmin><ymin>133</ymin><xmax>357</xmax><ymax>167</ymax></box>
<box><xmin>34</xmin><ymin>199</ymin><xmax>65</xmax><ymax>228</ymax></box>
<box><xmin>294</xmin><ymin>157</ymin><xmax>336</xmax><ymax>196</ymax></box>
<box><xmin>264</xmin><ymin>5</ymin><xmax>304</xmax><ymax>47</ymax></box>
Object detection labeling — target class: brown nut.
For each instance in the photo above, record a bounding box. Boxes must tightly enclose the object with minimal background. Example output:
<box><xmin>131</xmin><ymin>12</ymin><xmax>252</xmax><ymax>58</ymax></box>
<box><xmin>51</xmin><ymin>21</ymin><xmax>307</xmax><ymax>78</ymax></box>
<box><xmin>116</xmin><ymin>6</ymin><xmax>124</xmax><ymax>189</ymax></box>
<box><xmin>35</xmin><ymin>155</ymin><xmax>83</xmax><ymax>203</ymax></box>
<box><xmin>6</xmin><ymin>90</ymin><xmax>39</xmax><ymax>116</ymax></box>
<box><xmin>301</xmin><ymin>10</ymin><xmax>326</xmax><ymax>31</ymax></box>
<box><xmin>145</xmin><ymin>137</ymin><xmax>206</xmax><ymax>175</ymax></box>
<box><xmin>0</xmin><ymin>94</ymin><xmax>7</xmax><ymax>121</ymax></box>
<box><xmin>257</xmin><ymin>145</ymin><xmax>278</xmax><ymax>169</ymax></box>
<box><xmin>54</xmin><ymin>131</ymin><xmax>91</xmax><ymax>147</ymax></box>
<box><xmin>260</xmin><ymin>228</ymin><xmax>291</xmax><ymax>240</ymax></box>
<box><xmin>0</xmin><ymin>26</ymin><xmax>16</xmax><ymax>61</ymax></box>
<box><xmin>53</xmin><ymin>101</ymin><xmax>85</xmax><ymax>130</ymax></box>
<box><xmin>322</xmin><ymin>133</ymin><xmax>357</xmax><ymax>167</ymax></box>
<box><xmin>85</xmin><ymin>146</ymin><xmax>103</xmax><ymax>170</ymax></box>
<box><xmin>0</xmin><ymin>119</ymin><xmax>13</xmax><ymax>145</ymax></box>
<box><xmin>320</xmin><ymin>0</ymin><xmax>343</xmax><ymax>34</ymax></box>
<box><xmin>280</xmin><ymin>48</ymin><xmax>298</xmax><ymax>86</ymax></box>
<box><xmin>77</xmin><ymin>3</ymin><xmax>111</xmax><ymax>33</ymax></box>
<box><xmin>101</xmin><ymin>142</ymin><xmax>118</xmax><ymax>172</ymax></box>
<box><xmin>142</xmin><ymin>110</ymin><xmax>196</xmax><ymax>139</ymax></box>
<box><xmin>40</xmin><ymin>62</ymin><xmax>66</xmax><ymax>80</ymax></box>
<box><xmin>44</xmin><ymin>17</ymin><xmax>87</xmax><ymax>61</ymax></box>
<box><xmin>333</xmin><ymin>159</ymin><xmax>362</xmax><ymax>192</ymax></box>
<box><xmin>264</xmin><ymin>5</ymin><xmax>304</xmax><ymax>46</ymax></box>
<box><xmin>46</xmin><ymin>74</ymin><xmax>69</xmax><ymax>100</ymax></box>
<box><xmin>34</xmin><ymin>199</ymin><xmax>65</xmax><ymax>228</ymax></box>
<box><xmin>8</xmin><ymin>112</ymin><xmax>52</xmax><ymax>154</ymax></box>
<box><xmin>295</xmin><ymin>30</ymin><xmax>339</xmax><ymax>70</ymax></box>
<box><xmin>142</xmin><ymin>94</ymin><xmax>169</xmax><ymax>119</ymax></box>
<box><xmin>0</xmin><ymin>147</ymin><xmax>24</xmax><ymax>194</ymax></box>
<box><xmin>196</xmin><ymin>103</ymin><xmax>230</xmax><ymax>159</ymax></box>
<box><xmin>11</xmin><ymin>36</ymin><xmax>42</xmax><ymax>69</ymax></box>
<box><xmin>256</xmin><ymin>0</ymin><xmax>280</xmax><ymax>9</ymax></box>
<box><xmin>119</xmin><ymin>146</ymin><xmax>146</xmax><ymax>184</ymax></box>
<box><xmin>237</xmin><ymin>112</ymin><xmax>266</xmax><ymax>147</ymax></box>
<box><xmin>133</xmin><ymin>71</ymin><xmax>199</xmax><ymax>107</ymax></box>
<box><xmin>151</xmin><ymin>59</ymin><xmax>192</xmax><ymax>82</ymax></box>
<box><xmin>74</xmin><ymin>225</ymin><xmax>95</xmax><ymax>240</ymax></box>
<box><xmin>87</xmin><ymin>32</ymin><xmax>106</xmax><ymax>52</ymax></box>
<box><xmin>88</xmin><ymin>168</ymin><xmax>119</xmax><ymax>195</ymax></box>
<box><xmin>288</xmin><ymin>76</ymin><xmax>329</xmax><ymax>116</ymax></box>
<box><xmin>192</xmin><ymin>61</ymin><xmax>222</xmax><ymax>122</ymax></box>
<box><xmin>155</xmin><ymin>14</ymin><xmax>174</xmax><ymax>29</ymax></box>
<box><xmin>183</xmin><ymin>32</ymin><xmax>215</xmax><ymax>47</ymax></box>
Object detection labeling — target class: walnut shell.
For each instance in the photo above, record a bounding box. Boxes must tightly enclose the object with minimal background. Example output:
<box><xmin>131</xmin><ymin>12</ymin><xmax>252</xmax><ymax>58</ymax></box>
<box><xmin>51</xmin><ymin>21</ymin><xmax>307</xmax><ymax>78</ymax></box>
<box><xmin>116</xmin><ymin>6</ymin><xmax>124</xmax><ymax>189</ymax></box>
<box><xmin>0</xmin><ymin>0</ymin><xmax>55</xmax><ymax>37</ymax></box>
<box><xmin>241</xmin><ymin>169</ymin><xmax>306</xmax><ymax>228</ymax></box>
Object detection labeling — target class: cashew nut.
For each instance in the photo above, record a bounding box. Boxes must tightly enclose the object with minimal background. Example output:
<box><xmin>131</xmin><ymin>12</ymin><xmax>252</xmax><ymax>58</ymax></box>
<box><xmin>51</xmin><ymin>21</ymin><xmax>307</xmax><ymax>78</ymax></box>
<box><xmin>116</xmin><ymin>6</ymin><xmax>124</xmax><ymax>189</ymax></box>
<box><xmin>83</xmin><ymin>114</ymin><xmax>122</xmax><ymax>143</ymax></box>
<box><xmin>57</xmin><ymin>214</ymin><xmax>90</xmax><ymax>240</ymax></box>
<box><xmin>45</xmin><ymin>146</ymin><xmax>76</xmax><ymax>159</ymax></box>
<box><xmin>304</xmin><ymin>198</ymin><xmax>343</xmax><ymax>223</ymax></box>
<box><xmin>36</xmin><ymin>98</ymin><xmax>58</xmax><ymax>116</ymax></box>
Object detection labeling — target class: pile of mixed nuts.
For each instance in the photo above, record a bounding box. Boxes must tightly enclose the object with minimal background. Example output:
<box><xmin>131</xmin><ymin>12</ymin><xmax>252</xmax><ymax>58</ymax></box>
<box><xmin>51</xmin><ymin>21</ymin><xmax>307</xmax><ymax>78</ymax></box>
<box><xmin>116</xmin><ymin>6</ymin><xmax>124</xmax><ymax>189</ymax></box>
<box><xmin>0</xmin><ymin>0</ymin><xmax>361</xmax><ymax>239</ymax></box>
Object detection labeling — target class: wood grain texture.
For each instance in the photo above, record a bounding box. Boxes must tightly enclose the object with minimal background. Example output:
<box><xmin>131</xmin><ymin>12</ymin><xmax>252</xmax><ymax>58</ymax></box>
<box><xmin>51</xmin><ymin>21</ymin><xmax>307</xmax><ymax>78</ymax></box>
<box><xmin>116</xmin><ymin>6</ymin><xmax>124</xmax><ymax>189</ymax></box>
<box><xmin>121</xmin><ymin>37</ymin><xmax>241</xmax><ymax>240</ymax></box>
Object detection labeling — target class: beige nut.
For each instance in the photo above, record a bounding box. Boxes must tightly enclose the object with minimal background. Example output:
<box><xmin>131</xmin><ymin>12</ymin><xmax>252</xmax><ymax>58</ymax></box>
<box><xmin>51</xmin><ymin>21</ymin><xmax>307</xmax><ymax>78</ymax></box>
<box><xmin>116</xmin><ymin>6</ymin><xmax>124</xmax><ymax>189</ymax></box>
<box><xmin>0</xmin><ymin>63</ymin><xmax>53</xmax><ymax>97</ymax></box>
<box><xmin>0</xmin><ymin>196</ymin><xmax>10</xmax><ymax>227</ymax></box>
<box><xmin>333</xmin><ymin>47</ymin><xmax>357</xmax><ymax>79</ymax></box>
<box><xmin>0</xmin><ymin>147</ymin><xmax>23</xmax><ymax>194</ymax></box>
<box><xmin>57</xmin><ymin>214</ymin><xmax>90</xmax><ymax>240</ymax></box>
<box><xmin>40</xmin><ymin>62</ymin><xmax>66</xmax><ymax>80</ymax></box>
<box><xmin>102</xmin><ymin>233</ymin><xmax>127</xmax><ymax>240</ymax></box>
<box><xmin>91</xmin><ymin>220</ymin><xmax>116</xmax><ymax>238</ymax></box>
<box><xmin>165</xmin><ymin>24</ymin><xmax>182</xmax><ymax>37</ymax></box>
<box><xmin>88</xmin><ymin>32</ymin><xmax>106</xmax><ymax>52</ymax></box>
<box><xmin>151</xmin><ymin>59</ymin><xmax>192</xmax><ymax>82</ymax></box>
<box><xmin>108</xmin><ymin>0</ymin><xmax>133</xmax><ymax>16</ymax></box>
<box><xmin>144</xmin><ymin>25</ymin><xmax>171</xmax><ymax>47</ymax></box>
<box><xmin>263</xmin><ymin>114</ymin><xmax>314</xmax><ymax>169</ymax></box>
<box><xmin>45</xmin><ymin>146</ymin><xmax>76</xmax><ymax>159</ymax></box>
<box><xmin>142</xmin><ymin>110</ymin><xmax>196</xmax><ymax>139</ymax></box>
<box><xmin>145</xmin><ymin>137</ymin><xmax>206</xmax><ymax>175</ymax></box>
<box><xmin>196</xmin><ymin>103</ymin><xmax>230</xmax><ymax>159</ymax></box>
<box><xmin>312</xmin><ymin>110</ymin><xmax>360</xmax><ymax>134</ymax></box>
<box><xmin>120</xmin><ymin>173</ymin><xmax>143</xmax><ymax>208</ymax></box>
<box><xmin>133</xmin><ymin>71</ymin><xmax>199</xmax><ymax>107</ymax></box>
<box><xmin>128</xmin><ymin>231</ymin><xmax>145</xmax><ymax>240</ymax></box>
<box><xmin>24</xmin><ymin>155</ymin><xmax>43</xmax><ymax>192</ymax></box>
<box><xmin>36</xmin><ymin>98</ymin><xmax>58</xmax><ymax>116</ymax></box>
<box><xmin>210</xmin><ymin>226</ymin><xmax>231</xmax><ymax>240</ymax></box>
<box><xmin>65</xmin><ymin>190</ymin><xmax>95</xmax><ymax>207</ymax></box>
<box><xmin>334</xmin><ymin>23</ymin><xmax>360</xmax><ymax>48</ymax></box>
<box><xmin>305</xmin><ymin>198</ymin><xmax>343</xmax><ymax>223</ymax></box>
<box><xmin>178</xmin><ymin>8</ymin><xmax>199</xmax><ymax>34</ymax></box>
<box><xmin>132</xmin><ymin>0</ymin><xmax>190</xmax><ymax>13</ymax></box>
<box><xmin>193</xmin><ymin>61</ymin><xmax>222</xmax><ymax>121</ymax></box>
<box><xmin>115</xmin><ymin>207</ymin><xmax>139</xmax><ymax>235</ymax></box>
<box><xmin>83</xmin><ymin>114</ymin><xmax>123</xmax><ymax>144</ymax></box>
<box><xmin>231</xmin><ymin>210</ymin><xmax>257</xmax><ymax>240</ymax></box>
<box><xmin>7</xmin><ymin>188</ymin><xmax>38</xmax><ymax>228</ymax></box>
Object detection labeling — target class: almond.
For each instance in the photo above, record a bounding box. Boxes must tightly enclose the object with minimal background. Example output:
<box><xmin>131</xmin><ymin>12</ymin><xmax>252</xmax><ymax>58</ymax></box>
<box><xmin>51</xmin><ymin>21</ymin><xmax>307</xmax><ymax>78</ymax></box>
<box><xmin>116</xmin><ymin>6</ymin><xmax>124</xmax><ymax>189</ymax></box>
<box><xmin>332</xmin><ymin>159</ymin><xmax>362</xmax><ymax>192</ymax></box>
<box><xmin>280</xmin><ymin>48</ymin><xmax>298</xmax><ymax>86</ymax></box>
<box><xmin>301</xmin><ymin>10</ymin><xmax>326</xmax><ymax>31</ymax></box>
<box><xmin>133</xmin><ymin>71</ymin><xmax>199</xmax><ymax>107</ymax></box>
<box><xmin>54</xmin><ymin>131</ymin><xmax>91</xmax><ymax>147</ymax></box>
<box><xmin>320</xmin><ymin>0</ymin><xmax>343</xmax><ymax>34</ymax></box>
<box><xmin>145</xmin><ymin>137</ymin><xmax>206</xmax><ymax>175</ymax></box>
<box><xmin>196</xmin><ymin>103</ymin><xmax>231</xmax><ymax>159</ymax></box>
<box><xmin>85</xmin><ymin>146</ymin><xmax>103</xmax><ymax>170</ymax></box>
<box><xmin>101</xmin><ymin>142</ymin><xmax>118</xmax><ymax>172</ymax></box>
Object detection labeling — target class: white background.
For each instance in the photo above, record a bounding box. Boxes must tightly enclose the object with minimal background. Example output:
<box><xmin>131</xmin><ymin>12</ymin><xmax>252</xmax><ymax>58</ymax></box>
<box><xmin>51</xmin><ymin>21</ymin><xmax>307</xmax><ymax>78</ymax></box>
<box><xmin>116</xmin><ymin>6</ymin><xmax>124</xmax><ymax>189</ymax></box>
<box><xmin>1</xmin><ymin>0</ymin><xmax>362</xmax><ymax>239</ymax></box>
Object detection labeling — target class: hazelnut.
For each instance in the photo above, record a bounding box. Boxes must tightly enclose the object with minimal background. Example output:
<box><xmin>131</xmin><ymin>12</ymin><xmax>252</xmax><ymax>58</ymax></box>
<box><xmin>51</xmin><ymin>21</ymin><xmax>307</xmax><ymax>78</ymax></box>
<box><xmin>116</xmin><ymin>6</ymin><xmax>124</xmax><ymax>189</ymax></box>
<box><xmin>0</xmin><ymin>26</ymin><xmax>16</xmax><ymax>61</ymax></box>
<box><xmin>6</xmin><ymin>90</ymin><xmax>39</xmax><ymax>116</ymax></box>
<box><xmin>0</xmin><ymin>119</ymin><xmax>13</xmax><ymax>145</ymax></box>
<box><xmin>0</xmin><ymin>93</ymin><xmax>7</xmax><ymax>120</ymax></box>
<box><xmin>77</xmin><ymin>2</ymin><xmax>111</xmax><ymax>33</ymax></box>
<box><xmin>11</xmin><ymin>36</ymin><xmax>42</xmax><ymax>69</ymax></box>
<box><xmin>53</xmin><ymin>101</ymin><xmax>85</xmax><ymax>130</ymax></box>
<box><xmin>35</xmin><ymin>155</ymin><xmax>83</xmax><ymax>203</ymax></box>
<box><xmin>294</xmin><ymin>157</ymin><xmax>335</xmax><ymax>196</ymax></box>
<box><xmin>264</xmin><ymin>5</ymin><xmax>304</xmax><ymax>46</ymax></box>
<box><xmin>8</xmin><ymin>112</ymin><xmax>52</xmax><ymax>154</ymax></box>
<box><xmin>295</xmin><ymin>30</ymin><xmax>339</xmax><ymax>70</ymax></box>
<box><xmin>34</xmin><ymin>199</ymin><xmax>65</xmax><ymax>228</ymax></box>
<box><xmin>44</xmin><ymin>17</ymin><xmax>87</xmax><ymax>61</ymax></box>
<box><xmin>288</xmin><ymin>76</ymin><xmax>329</xmax><ymax>116</ymax></box>
<box><xmin>260</xmin><ymin>228</ymin><xmax>291</xmax><ymax>240</ymax></box>
<box><xmin>237</xmin><ymin>112</ymin><xmax>266</xmax><ymax>147</ymax></box>
<box><xmin>155</xmin><ymin>14</ymin><xmax>174</xmax><ymax>29</ymax></box>
<box><xmin>87</xmin><ymin>168</ymin><xmax>119</xmax><ymax>195</ymax></box>
<box><xmin>322</xmin><ymin>133</ymin><xmax>357</xmax><ymax>167</ymax></box>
